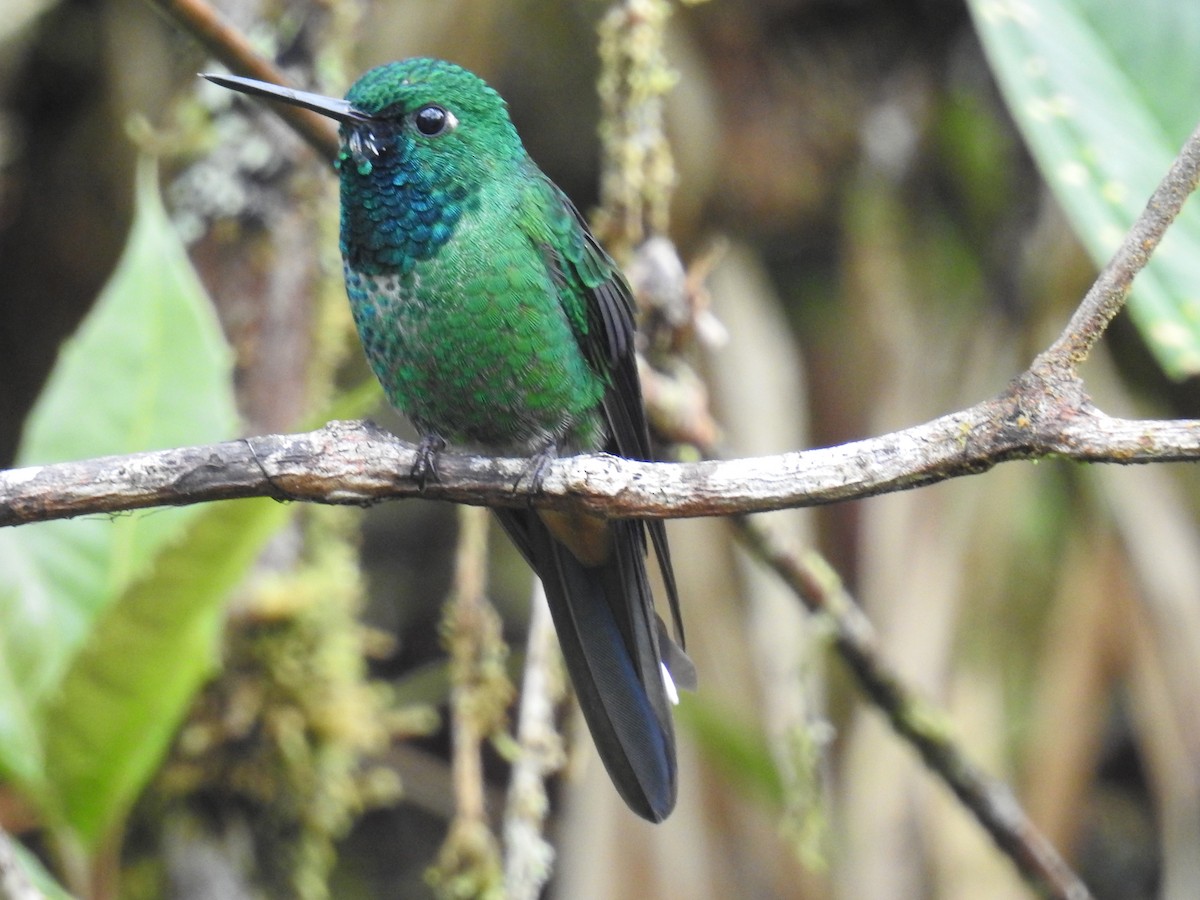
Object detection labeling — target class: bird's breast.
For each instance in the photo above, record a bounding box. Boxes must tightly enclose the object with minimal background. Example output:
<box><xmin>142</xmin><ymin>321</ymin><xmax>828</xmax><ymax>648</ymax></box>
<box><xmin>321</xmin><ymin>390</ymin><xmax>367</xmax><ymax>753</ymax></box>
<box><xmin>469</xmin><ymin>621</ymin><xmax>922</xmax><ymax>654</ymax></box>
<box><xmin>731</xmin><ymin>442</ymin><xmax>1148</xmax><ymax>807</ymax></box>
<box><xmin>343</xmin><ymin>234</ymin><xmax>607</xmax><ymax>453</ymax></box>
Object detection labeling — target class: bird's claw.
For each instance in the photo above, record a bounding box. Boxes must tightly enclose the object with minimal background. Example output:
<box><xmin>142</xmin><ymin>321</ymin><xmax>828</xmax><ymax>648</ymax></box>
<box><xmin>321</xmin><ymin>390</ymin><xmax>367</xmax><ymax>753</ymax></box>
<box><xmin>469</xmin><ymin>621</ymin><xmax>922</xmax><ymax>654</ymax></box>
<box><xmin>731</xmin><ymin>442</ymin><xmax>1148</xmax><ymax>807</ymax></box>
<box><xmin>516</xmin><ymin>443</ymin><xmax>557</xmax><ymax>497</ymax></box>
<box><xmin>412</xmin><ymin>434</ymin><xmax>446</xmax><ymax>491</ymax></box>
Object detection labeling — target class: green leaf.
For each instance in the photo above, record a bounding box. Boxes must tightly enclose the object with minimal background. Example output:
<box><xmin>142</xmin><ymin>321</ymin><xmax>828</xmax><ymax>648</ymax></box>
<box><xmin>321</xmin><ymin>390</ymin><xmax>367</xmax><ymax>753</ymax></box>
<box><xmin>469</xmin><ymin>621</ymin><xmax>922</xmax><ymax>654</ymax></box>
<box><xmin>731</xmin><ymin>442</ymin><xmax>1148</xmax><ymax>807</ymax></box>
<box><xmin>0</xmin><ymin>619</ymin><xmax>45</xmax><ymax>791</ymax></box>
<box><xmin>18</xmin><ymin>158</ymin><xmax>238</xmax><ymax>464</ymax></box>
<box><xmin>41</xmin><ymin>497</ymin><xmax>293</xmax><ymax>846</ymax></box>
<box><xmin>0</xmin><ymin>157</ymin><xmax>238</xmax><ymax>805</ymax></box>
<box><xmin>967</xmin><ymin>0</ymin><xmax>1200</xmax><ymax>377</ymax></box>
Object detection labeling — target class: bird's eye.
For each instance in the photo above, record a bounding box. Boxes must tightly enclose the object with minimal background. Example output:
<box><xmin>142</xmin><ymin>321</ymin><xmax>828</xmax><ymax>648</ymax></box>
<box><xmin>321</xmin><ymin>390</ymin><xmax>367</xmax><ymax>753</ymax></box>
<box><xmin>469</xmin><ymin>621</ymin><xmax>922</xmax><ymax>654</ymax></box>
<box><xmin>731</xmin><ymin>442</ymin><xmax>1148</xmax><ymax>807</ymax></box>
<box><xmin>413</xmin><ymin>104</ymin><xmax>456</xmax><ymax>137</ymax></box>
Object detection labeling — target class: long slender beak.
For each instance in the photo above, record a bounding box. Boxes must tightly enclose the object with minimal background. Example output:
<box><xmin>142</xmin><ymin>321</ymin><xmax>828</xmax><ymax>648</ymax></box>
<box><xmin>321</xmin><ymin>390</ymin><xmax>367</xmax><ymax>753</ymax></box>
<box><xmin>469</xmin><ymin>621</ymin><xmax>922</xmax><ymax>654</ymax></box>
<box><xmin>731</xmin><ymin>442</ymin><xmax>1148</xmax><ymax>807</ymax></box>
<box><xmin>201</xmin><ymin>73</ymin><xmax>371</xmax><ymax>125</ymax></box>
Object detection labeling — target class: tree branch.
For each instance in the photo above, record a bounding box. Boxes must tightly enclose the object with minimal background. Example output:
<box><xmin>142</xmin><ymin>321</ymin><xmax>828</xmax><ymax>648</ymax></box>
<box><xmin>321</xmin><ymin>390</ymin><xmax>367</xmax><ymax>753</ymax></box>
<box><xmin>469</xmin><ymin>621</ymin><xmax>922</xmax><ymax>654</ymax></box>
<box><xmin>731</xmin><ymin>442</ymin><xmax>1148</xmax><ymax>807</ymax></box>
<box><xmin>731</xmin><ymin>516</ymin><xmax>1094</xmax><ymax>900</ymax></box>
<box><xmin>1039</xmin><ymin>117</ymin><xmax>1200</xmax><ymax>368</ymax></box>
<box><xmin>4</xmin><ymin>391</ymin><xmax>1199</xmax><ymax>528</ymax></box>
<box><xmin>154</xmin><ymin>0</ymin><xmax>340</xmax><ymax>160</ymax></box>
<box><xmin>503</xmin><ymin>582</ymin><xmax>563</xmax><ymax>900</ymax></box>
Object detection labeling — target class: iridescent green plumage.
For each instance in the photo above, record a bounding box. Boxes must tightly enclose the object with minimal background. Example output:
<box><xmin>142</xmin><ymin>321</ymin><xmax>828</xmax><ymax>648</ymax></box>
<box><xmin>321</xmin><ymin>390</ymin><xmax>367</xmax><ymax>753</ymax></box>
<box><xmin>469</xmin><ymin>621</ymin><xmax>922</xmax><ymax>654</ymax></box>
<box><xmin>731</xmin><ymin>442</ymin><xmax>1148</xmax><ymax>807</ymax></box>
<box><xmin>205</xmin><ymin>59</ymin><xmax>689</xmax><ymax>822</ymax></box>
<box><xmin>337</xmin><ymin>61</ymin><xmax>612</xmax><ymax>453</ymax></box>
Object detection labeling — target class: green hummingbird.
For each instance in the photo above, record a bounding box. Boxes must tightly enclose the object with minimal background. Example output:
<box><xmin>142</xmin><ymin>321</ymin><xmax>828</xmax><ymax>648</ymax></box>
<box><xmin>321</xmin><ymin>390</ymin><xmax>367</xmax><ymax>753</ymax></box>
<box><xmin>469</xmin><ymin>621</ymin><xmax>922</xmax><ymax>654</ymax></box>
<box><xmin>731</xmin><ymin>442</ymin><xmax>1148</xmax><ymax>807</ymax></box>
<box><xmin>204</xmin><ymin>58</ymin><xmax>690</xmax><ymax>822</ymax></box>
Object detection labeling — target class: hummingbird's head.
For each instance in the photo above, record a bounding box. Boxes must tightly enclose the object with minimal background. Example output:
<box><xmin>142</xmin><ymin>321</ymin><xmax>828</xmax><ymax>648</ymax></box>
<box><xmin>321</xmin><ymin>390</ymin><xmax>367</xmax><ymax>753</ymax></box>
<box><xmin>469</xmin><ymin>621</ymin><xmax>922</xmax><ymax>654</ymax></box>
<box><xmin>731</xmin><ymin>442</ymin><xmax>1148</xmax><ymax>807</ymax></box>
<box><xmin>337</xmin><ymin>58</ymin><xmax>523</xmax><ymax>183</ymax></box>
<box><xmin>203</xmin><ymin>59</ymin><xmax>526</xmax><ymax>274</ymax></box>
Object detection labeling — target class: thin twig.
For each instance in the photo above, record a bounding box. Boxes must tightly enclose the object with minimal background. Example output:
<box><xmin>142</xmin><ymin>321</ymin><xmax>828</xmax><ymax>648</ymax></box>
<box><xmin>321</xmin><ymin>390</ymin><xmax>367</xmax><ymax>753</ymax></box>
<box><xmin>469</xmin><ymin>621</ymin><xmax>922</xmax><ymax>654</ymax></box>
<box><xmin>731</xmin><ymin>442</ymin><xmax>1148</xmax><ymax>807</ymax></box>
<box><xmin>150</xmin><ymin>0</ymin><xmax>340</xmax><ymax>160</ymax></box>
<box><xmin>1039</xmin><ymin>118</ymin><xmax>1200</xmax><ymax>368</ymax></box>
<box><xmin>428</xmin><ymin>505</ymin><xmax>509</xmax><ymax>896</ymax></box>
<box><xmin>731</xmin><ymin>516</ymin><xmax>1094</xmax><ymax>900</ymax></box>
<box><xmin>502</xmin><ymin>582</ymin><xmax>563</xmax><ymax>900</ymax></box>
<box><xmin>445</xmin><ymin>505</ymin><xmax>495</xmax><ymax>824</ymax></box>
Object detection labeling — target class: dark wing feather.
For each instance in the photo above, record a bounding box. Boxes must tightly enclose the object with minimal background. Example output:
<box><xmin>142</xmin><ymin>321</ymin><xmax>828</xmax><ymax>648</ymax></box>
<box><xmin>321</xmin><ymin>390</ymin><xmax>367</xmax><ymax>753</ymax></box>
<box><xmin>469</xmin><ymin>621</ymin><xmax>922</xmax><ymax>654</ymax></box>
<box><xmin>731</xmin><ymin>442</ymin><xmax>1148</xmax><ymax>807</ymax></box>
<box><xmin>542</xmin><ymin>183</ymin><xmax>686</xmax><ymax>650</ymax></box>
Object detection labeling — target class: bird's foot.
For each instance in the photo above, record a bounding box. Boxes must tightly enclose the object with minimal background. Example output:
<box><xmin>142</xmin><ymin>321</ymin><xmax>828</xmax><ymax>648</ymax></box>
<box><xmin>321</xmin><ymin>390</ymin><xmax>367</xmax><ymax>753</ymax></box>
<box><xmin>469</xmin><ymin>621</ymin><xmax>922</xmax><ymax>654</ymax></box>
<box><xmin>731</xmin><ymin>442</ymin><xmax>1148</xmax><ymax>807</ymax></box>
<box><xmin>411</xmin><ymin>434</ymin><xmax>446</xmax><ymax>491</ymax></box>
<box><xmin>516</xmin><ymin>442</ymin><xmax>558</xmax><ymax>496</ymax></box>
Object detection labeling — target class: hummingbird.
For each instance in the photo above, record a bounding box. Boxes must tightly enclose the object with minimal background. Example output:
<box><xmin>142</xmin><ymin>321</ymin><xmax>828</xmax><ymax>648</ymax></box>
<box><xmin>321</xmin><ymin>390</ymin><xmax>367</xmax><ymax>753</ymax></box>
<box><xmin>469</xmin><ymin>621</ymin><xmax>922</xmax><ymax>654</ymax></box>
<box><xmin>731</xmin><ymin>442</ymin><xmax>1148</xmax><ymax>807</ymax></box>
<box><xmin>203</xmin><ymin>58</ymin><xmax>691</xmax><ymax>822</ymax></box>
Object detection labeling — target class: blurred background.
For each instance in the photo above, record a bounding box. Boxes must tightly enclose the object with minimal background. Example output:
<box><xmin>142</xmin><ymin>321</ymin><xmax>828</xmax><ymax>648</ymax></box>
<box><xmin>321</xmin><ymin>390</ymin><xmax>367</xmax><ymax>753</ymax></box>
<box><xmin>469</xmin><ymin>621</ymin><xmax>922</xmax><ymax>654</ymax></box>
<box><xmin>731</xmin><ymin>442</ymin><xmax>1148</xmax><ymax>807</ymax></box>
<box><xmin>2</xmin><ymin>1</ymin><xmax>1199</xmax><ymax>898</ymax></box>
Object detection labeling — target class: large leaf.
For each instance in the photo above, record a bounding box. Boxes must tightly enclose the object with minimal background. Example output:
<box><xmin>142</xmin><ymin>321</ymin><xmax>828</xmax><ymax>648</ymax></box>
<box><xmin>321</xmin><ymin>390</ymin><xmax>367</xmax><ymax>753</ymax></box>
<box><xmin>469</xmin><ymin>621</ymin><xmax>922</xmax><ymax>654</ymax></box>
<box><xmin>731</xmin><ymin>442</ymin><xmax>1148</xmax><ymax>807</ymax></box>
<box><xmin>0</xmin><ymin>157</ymin><xmax>238</xmax><ymax>795</ymax></box>
<box><xmin>41</xmin><ymin>497</ymin><xmax>292</xmax><ymax>846</ymax></box>
<box><xmin>967</xmin><ymin>0</ymin><xmax>1200</xmax><ymax>377</ymax></box>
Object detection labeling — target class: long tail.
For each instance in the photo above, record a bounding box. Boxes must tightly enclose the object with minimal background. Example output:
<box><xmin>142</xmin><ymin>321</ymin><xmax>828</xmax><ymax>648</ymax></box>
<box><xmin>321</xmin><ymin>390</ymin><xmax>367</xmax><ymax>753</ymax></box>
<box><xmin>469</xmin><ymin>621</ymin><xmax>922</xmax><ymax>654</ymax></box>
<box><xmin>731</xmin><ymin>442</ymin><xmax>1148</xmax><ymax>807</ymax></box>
<box><xmin>494</xmin><ymin>509</ymin><xmax>678</xmax><ymax>822</ymax></box>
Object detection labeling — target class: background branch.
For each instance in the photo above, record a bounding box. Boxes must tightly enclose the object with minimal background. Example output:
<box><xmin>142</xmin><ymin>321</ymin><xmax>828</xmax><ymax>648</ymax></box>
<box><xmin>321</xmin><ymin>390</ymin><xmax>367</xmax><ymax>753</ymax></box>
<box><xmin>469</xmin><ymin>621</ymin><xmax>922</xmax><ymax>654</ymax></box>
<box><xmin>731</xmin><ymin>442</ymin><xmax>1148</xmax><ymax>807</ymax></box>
<box><xmin>153</xmin><ymin>0</ymin><xmax>340</xmax><ymax>160</ymax></box>
<box><xmin>1039</xmin><ymin>118</ymin><xmax>1200</xmax><ymax>367</ymax></box>
<box><xmin>428</xmin><ymin>505</ymin><xmax>509</xmax><ymax>896</ymax></box>
<box><xmin>731</xmin><ymin>515</ymin><xmax>1093</xmax><ymax>900</ymax></box>
<box><xmin>502</xmin><ymin>583</ymin><xmax>563</xmax><ymax>900</ymax></box>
